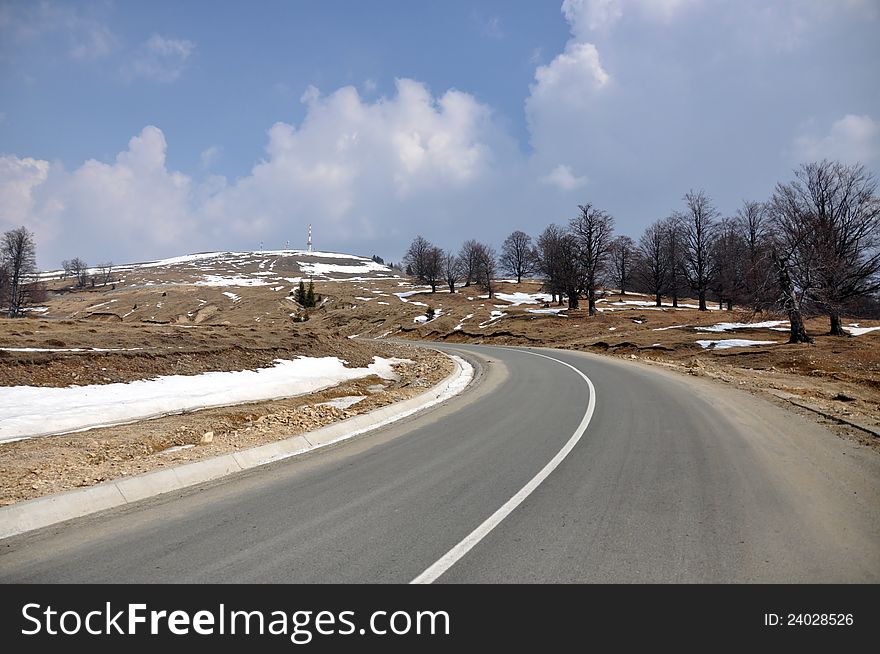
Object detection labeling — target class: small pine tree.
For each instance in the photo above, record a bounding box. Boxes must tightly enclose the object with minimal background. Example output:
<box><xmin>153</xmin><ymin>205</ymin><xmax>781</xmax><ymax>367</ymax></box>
<box><xmin>305</xmin><ymin>280</ymin><xmax>316</xmax><ymax>307</ymax></box>
<box><xmin>295</xmin><ymin>280</ymin><xmax>306</xmax><ymax>305</ymax></box>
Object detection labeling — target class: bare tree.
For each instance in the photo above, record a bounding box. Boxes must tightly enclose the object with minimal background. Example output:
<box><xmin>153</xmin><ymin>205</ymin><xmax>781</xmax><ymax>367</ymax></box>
<box><xmin>61</xmin><ymin>259</ymin><xmax>72</xmax><ymax>280</ymax></box>
<box><xmin>97</xmin><ymin>262</ymin><xmax>114</xmax><ymax>286</ymax></box>
<box><xmin>443</xmin><ymin>250</ymin><xmax>462</xmax><ymax>293</ymax></box>
<box><xmin>472</xmin><ymin>242</ymin><xmax>497</xmax><ymax>298</ymax></box>
<box><xmin>608</xmin><ymin>235</ymin><xmax>636</xmax><ymax>297</ymax></box>
<box><xmin>681</xmin><ymin>190</ymin><xmax>718</xmax><ymax>311</ymax></box>
<box><xmin>68</xmin><ymin>257</ymin><xmax>89</xmax><ymax>289</ymax></box>
<box><xmin>499</xmin><ymin>230</ymin><xmax>535</xmax><ymax>284</ymax></box>
<box><xmin>710</xmin><ymin>218</ymin><xmax>747</xmax><ymax>310</ymax></box>
<box><xmin>1</xmin><ymin>227</ymin><xmax>38</xmax><ymax>317</ymax></box>
<box><xmin>537</xmin><ymin>224</ymin><xmax>566</xmax><ymax>305</ymax></box>
<box><xmin>423</xmin><ymin>246</ymin><xmax>443</xmax><ymax>293</ymax></box>
<box><xmin>661</xmin><ymin>214</ymin><xmax>687</xmax><ymax>308</ymax></box>
<box><xmin>556</xmin><ymin>233</ymin><xmax>583</xmax><ymax>310</ymax></box>
<box><xmin>570</xmin><ymin>203</ymin><xmax>614</xmax><ymax>316</ymax></box>
<box><xmin>458</xmin><ymin>239</ymin><xmax>482</xmax><ymax>287</ymax></box>
<box><xmin>0</xmin><ymin>264</ymin><xmax>8</xmax><ymax>309</ymax></box>
<box><xmin>733</xmin><ymin>200</ymin><xmax>771</xmax><ymax>309</ymax></box>
<box><xmin>768</xmin><ymin>179</ymin><xmax>818</xmax><ymax>343</ymax></box>
<box><xmin>637</xmin><ymin>220</ymin><xmax>669</xmax><ymax>306</ymax></box>
<box><xmin>403</xmin><ymin>236</ymin><xmax>432</xmax><ymax>283</ymax></box>
<box><xmin>791</xmin><ymin>161</ymin><xmax>880</xmax><ymax>335</ymax></box>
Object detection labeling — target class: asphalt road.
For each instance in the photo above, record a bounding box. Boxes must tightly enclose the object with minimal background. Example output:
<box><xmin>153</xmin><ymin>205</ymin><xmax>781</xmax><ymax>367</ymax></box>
<box><xmin>1</xmin><ymin>345</ymin><xmax>878</xmax><ymax>583</ymax></box>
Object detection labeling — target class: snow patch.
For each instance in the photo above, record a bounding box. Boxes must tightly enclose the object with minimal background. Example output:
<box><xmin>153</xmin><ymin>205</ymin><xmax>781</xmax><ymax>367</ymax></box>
<box><xmin>696</xmin><ymin>339</ymin><xmax>777</xmax><ymax>350</ymax></box>
<box><xmin>0</xmin><ymin>356</ymin><xmax>412</xmax><ymax>442</ymax></box>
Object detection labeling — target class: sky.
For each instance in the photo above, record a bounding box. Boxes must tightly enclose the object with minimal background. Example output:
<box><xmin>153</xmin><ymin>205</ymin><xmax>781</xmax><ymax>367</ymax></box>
<box><xmin>1</xmin><ymin>0</ymin><xmax>879</xmax><ymax>270</ymax></box>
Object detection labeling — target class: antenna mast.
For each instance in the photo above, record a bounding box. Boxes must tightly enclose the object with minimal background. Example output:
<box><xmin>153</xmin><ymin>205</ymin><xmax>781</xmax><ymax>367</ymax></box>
<box><xmin>307</xmin><ymin>224</ymin><xmax>313</xmax><ymax>253</ymax></box>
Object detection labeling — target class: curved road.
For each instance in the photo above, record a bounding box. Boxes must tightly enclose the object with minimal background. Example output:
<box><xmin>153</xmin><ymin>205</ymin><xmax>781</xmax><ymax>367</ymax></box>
<box><xmin>1</xmin><ymin>345</ymin><xmax>878</xmax><ymax>582</ymax></box>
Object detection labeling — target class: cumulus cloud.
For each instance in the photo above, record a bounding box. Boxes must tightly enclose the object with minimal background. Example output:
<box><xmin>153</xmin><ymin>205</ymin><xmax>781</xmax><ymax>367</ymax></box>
<box><xmin>0</xmin><ymin>127</ymin><xmax>197</xmax><ymax>265</ymax></box>
<box><xmin>124</xmin><ymin>34</ymin><xmax>195</xmax><ymax>82</ymax></box>
<box><xmin>1</xmin><ymin>80</ymin><xmax>525</xmax><ymax>266</ymax></box>
<box><xmin>793</xmin><ymin>114</ymin><xmax>879</xmax><ymax>164</ymax></box>
<box><xmin>541</xmin><ymin>164</ymin><xmax>588</xmax><ymax>190</ymax></box>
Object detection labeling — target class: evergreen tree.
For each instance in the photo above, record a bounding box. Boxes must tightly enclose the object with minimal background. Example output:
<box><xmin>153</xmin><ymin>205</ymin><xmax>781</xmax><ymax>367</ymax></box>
<box><xmin>305</xmin><ymin>280</ymin><xmax>316</xmax><ymax>307</ymax></box>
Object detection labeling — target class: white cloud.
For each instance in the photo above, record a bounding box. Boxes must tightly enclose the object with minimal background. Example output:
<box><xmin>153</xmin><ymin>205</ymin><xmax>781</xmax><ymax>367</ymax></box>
<box><xmin>540</xmin><ymin>164</ymin><xmax>588</xmax><ymax>190</ymax></box>
<box><xmin>1</xmin><ymin>80</ymin><xmax>524</xmax><ymax>266</ymax></box>
<box><xmin>529</xmin><ymin>41</ymin><xmax>609</xmax><ymax>110</ymax></box>
<box><xmin>199</xmin><ymin>145</ymin><xmax>223</xmax><ymax>170</ymax></box>
<box><xmin>0</xmin><ymin>2</ymin><xmax>118</xmax><ymax>60</ymax></box>
<box><xmin>124</xmin><ymin>34</ymin><xmax>195</xmax><ymax>82</ymax></box>
<box><xmin>0</xmin><ymin>155</ymin><xmax>51</xmax><ymax>232</ymax></box>
<box><xmin>561</xmin><ymin>0</ymin><xmax>697</xmax><ymax>34</ymax></box>
<box><xmin>793</xmin><ymin>114</ymin><xmax>879</xmax><ymax>164</ymax></box>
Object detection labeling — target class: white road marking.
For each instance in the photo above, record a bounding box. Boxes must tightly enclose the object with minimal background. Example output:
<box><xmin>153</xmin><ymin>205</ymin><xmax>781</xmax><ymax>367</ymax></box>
<box><xmin>411</xmin><ymin>349</ymin><xmax>596</xmax><ymax>584</ymax></box>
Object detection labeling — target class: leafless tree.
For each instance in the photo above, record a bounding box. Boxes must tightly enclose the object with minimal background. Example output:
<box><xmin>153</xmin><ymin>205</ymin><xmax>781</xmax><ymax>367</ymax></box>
<box><xmin>570</xmin><ymin>203</ymin><xmax>614</xmax><ymax>315</ymax></box>
<box><xmin>471</xmin><ymin>242</ymin><xmax>497</xmax><ymax>298</ymax></box>
<box><xmin>423</xmin><ymin>245</ymin><xmax>443</xmax><ymax>293</ymax></box>
<box><xmin>443</xmin><ymin>251</ymin><xmax>463</xmax><ymax>293</ymax></box>
<box><xmin>790</xmin><ymin>161</ymin><xmax>880</xmax><ymax>335</ymax></box>
<box><xmin>733</xmin><ymin>200</ymin><xmax>772</xmax><ymax>310</ymax></box>
<box><xmin>97</xmin><ymin>262</ymin><xmax>114</xmax><ymax>286</ymax></box>
<box><xmin>404</xmin><ymin>235</ymin><xmax>443</xmax><ymax>291</ymax></box>
<box><xmin>636</xmin><ymin>220</ymin><xmax>669</xmax><ymax>306</ymax></box>
<box><xmin>1</xmin><ymin>226</ymin><xmax>38</xmax><ymax>317</ymax></box>
<box><xmin>499</xmin><ymin>230</ymin><xmax>535</xmax><ymax>284</ymax></box>
<box><xmin>61</xmin><ymin>259</ymin><xmax>72</xmax><ymax>280</ymax></box>
<box><xmin>767</xmin><ymin>180</ymin><xmax>818</xmax><ymax>343</ymax></box>
<box><xmin>681</xmin><ymin>190</ymin><xmax>718</xmax><ymax>311</ymax></box>
<box><xmin>0</xmin><ymin>265</ymin><xmax>8</xmax><ymax>309</ymax></box>
<box><xmin>536</xmin><ymin>224</ymin><xmax>565</xmax><ymax>305</ymax></box>
<box><xmin>710</xmin><ymin>217</ymin><xmax>748</xmax><ymax>310</ymax></box>
<box><xmin>556</xmin><ymin>233</ymin><xmax>583</xmax><ymax>310</ymax></box>
<box><xmin>68</xmin><ymin>257</ymin><xmax>89</xmax><ymax>289</ymax></box>
<box><xmin>608</xmin><ymin>235</ymin><xmax>636</xmax><ymax>297</ymax></box>
<box><xmin>458</xmin><ymin>239</ymin><xmax>482</xmax><ymax>287</ymax></box>
<box><xmin>661</xmin><ymin>214</ymin><xmax>687</xmax><ymax>307</ymax></box>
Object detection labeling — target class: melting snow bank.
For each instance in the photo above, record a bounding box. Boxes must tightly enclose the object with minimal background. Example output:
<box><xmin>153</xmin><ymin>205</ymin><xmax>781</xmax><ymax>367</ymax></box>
<box><xmin>696</xmin><ymin>320</ymin><xmax>789</xmax><ymax>332</ymax></box>
<box><xmin>696</xmin><ymin>339</ymin><xmax>777</xmax><ymax>350</ymax></box>
<box><xmin>844</xmin><ymin>324</ymin><xmax>880</xmax><ymax>336</ymax></box>
<box><xmin>0</xmin><ymin>356</ymin><xmax>411</xmax><ymax>442</ymax></box>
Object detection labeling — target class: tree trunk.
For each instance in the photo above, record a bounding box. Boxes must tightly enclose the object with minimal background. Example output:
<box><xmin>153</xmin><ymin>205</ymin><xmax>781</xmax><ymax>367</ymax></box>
<box><xmin>588</xmin><ymin>288</ymin><xmax>596</xmax><ymax>316</ymax></box>
<box><xmin>672</xmin><ymin>289</ymin><xmax>678</xmax><ymax>308</ymax></box>
<box><xmin>447</xmin><ymin>281</ymin><xmax>455</xmax><ymax>293</ymax></box>
<box><xmin>829</xmin><ymin>313</ymin><xmax>847</xmax><ymax>336</ymax></box>
<box><xmin>655</xmin><ymin>292</ymin><xmax>662</xmax><ymax>307</ymax></box>
<box><xmin>551</xmin><ymin>292</ymin><xmax>557</xmax><ymax>304</ymax></box>
<box><xmin>430</xmin><ymin>282</ymin><xmax>436</xmax><ymax>293</ymax></box>
<box><xmin>567</xmin><ymin>289</ymin><xmax>579</xmax><ymax>310</ymax></box>
<box><xmin>726</xmin><ymin>300</ymin><xmax>733</xmax><ymax>311</ymax></box>
<box><xmin>698</xmin><ymin>290</ymin><xmax>707</xmax><ymax>311</ymax></box>
<box><xmin>517</xmin><ymin>273</ymin><xmax>522</xmax><ymax>284</ymax></box>
<box><xmin>788</xmin><ymin>310</ymin><xmax>813</xmax><ymax>344</ymax></box>
<box><xmin>773</xmin><ymin>250</ymin><xmax>814</xmax><ymax>344</ymax></box>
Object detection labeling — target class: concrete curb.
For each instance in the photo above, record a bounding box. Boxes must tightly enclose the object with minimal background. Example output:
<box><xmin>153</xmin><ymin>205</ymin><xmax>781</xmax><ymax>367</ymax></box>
<box><xmin>0</xmin><ymin>353</ymin><xmax>473</xmax><ymax>540</ymax></box>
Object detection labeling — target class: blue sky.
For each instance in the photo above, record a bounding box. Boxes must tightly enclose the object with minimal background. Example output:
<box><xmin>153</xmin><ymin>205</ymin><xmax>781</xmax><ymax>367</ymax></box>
<box><xmin>1</xmin><ymin>0</ymin><xmax>878</xmax><ymax>268</ymax></box>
